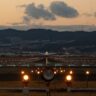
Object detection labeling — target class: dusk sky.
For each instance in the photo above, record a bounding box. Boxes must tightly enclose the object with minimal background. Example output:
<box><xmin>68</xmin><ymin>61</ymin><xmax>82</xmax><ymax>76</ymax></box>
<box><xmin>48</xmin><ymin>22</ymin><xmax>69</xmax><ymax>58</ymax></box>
<box><xmin>0</xmin><ymin>0</ymin><xmax>96</xmax><ymax>31</ymax></box>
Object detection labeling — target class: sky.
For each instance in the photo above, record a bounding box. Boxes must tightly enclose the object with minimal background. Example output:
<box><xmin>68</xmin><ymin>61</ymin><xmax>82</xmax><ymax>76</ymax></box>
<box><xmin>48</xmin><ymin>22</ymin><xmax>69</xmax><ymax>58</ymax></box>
<box><xmin>0</xmin><ymin>0</ymin><xmax>96</xmax><ymax>31</ymax></box>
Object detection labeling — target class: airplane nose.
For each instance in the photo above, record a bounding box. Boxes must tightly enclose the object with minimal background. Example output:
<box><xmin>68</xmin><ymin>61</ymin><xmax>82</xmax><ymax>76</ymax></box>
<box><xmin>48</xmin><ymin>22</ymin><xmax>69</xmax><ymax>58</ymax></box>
<box><xmin>43</xmin><ymin>69</ymin><xmax>54</xmax><ymax>81</ymax></box>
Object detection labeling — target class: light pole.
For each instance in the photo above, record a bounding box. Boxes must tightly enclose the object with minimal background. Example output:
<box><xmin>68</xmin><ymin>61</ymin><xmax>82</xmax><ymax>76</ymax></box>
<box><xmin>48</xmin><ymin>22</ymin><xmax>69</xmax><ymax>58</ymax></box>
<box><xmin>85</xmin><ymin>70</ymin><xmax>90</xmax><ymax>88</ymax></box>
<box><xmin>65</xmin><ymin>74</ymin><xmax>72</xmax><ymax>93</ymax></box>
<box><xmin>22</xmin><ymin>74</ymin><xmax>30</xmax><ymax>96</ymax></box>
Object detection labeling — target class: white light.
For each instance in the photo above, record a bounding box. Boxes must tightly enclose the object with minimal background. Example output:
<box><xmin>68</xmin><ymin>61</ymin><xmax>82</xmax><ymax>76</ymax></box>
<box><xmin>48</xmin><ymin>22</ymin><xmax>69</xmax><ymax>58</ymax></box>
<box><xmin>21</xmin><ymin>71</ymin><xmax>25</xmax><ymax>75</ymax></box>
<box><xmin>86</xmin><ymin>71</ymin><xmax>90</xmax><ymax>75</ymax></box>
<box><xmin>54</xmin><ymin>71</ymin><xmax>57</xmax><ymax>75</ymax></box>
<box><xmin>31</xmin><ymin>70</ymin><xmax>34</xmax><ymax>73</ymax></box>
<box><xmin>60</xmin><ymin>70</ymin><xmax>63</xmax><ymax>73</ymax></box>
<box><xmin>37</xmin><ymin>71</ymin><xmax>40</xmax><ymax>75</ymax></box>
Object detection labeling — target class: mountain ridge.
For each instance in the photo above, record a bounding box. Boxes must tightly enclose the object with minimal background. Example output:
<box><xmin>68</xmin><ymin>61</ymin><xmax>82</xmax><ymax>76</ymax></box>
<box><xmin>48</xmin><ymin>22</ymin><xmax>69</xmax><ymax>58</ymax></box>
<box><xmin>0</xmin><ymin>29</ymin><xmax>96</xmax><ymax>53</ymax></box>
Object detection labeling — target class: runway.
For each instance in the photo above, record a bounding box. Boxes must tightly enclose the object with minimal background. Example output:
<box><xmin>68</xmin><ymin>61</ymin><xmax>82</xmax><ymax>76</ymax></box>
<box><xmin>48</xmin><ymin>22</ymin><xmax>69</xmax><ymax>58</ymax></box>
<box><xmin>0</xmin><ymin>54</ymin><xmax>96</xmax><ymax>96</ymax></box>
<box><xmin>0</xmin><ymin>67</ymin><xmax>96</xmax><ymax>96</ymax></box>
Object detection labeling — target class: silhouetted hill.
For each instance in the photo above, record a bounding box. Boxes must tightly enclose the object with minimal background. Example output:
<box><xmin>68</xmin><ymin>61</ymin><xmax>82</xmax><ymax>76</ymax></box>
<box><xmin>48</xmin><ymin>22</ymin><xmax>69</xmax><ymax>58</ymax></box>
<box><xmin>0</xmin><ymin>29</ymin><xmax>96</xmax><ymax>53</ymax></box>
<box><xmin>0</xmin><ymin>28</ymin><xmax>96</xmax><ymax>41</ymax></box>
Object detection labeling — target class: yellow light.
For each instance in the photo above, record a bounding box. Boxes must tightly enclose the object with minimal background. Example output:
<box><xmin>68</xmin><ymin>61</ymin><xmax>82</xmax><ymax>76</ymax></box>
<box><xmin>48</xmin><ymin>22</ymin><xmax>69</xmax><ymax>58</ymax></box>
<box><xmin>86</xmin><ymin>70</ymin><xmax>90</xmax><ymax>75</ymax></box>
<box><xmin>69</xmin><ymin>70</ymin><xmax>73</xmax><ymax>75</ymax></box>
<box><xmin>23</xmin><ymin>74</ymin><xmax>29</xmax><ymax>81</ymax></box>
<box><xmin>37</xmin><ymin>71</ymin><xmax>40</xmax><ymax>75</ymax></box>
<box><xmin>60</xmin><ymin>70</ymin><xmax>63</xmax><ymax>73</ymax></box>
<box><xmin>21</xmin><ymin>71</ymin><xmax>25</xmax><ymax>75</ymax></box>
<box><xmin>41</xmin><ymin>70</ymin><xmax>43</xmax><ymax>73</ymax></box>
<box><xmin>37</xmin><ymin>68</ymin><xmax>40</xmax><ymax>70</ymax></box>
<box><xmin>54</xmin><ymin>71</ymin><xmax>57</xmax><ymax>75</ymax></box>
<box><xmin>31</xmin><ymin>70</ymin><xmax>34</xmax><ymax>73</ymax></box>
<box><xmin>66</xmin><ymin>75</ymin><xmax>72</xmax><ymax>82</ymax></box>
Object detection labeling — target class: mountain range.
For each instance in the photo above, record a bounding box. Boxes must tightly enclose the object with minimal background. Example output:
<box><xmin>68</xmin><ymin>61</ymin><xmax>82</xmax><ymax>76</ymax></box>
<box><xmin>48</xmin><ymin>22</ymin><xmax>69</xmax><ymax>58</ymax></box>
<box><xmin>0</xmin><ymin>29</ymin><xmax>96</xmax><ymax>54</ymax></box>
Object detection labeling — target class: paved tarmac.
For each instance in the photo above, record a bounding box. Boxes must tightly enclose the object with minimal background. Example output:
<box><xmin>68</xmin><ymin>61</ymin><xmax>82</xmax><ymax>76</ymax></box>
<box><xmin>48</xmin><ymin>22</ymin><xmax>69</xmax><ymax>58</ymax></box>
<box><xmin>0</xmin><ymin>67</ymin><xmax>96</xmax><ymax>96</ymax></box>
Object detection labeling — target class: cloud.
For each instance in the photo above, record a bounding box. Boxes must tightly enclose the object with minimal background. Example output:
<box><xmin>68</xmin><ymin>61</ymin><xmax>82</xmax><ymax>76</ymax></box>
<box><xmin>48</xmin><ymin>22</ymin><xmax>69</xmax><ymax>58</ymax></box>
<box><xmin>82</xmin><ymin>12</ymin><xmax>96</xmax><ymax>17</ymax></box>
<box><xmin>82</xmin><ymin>13</ymin><xmax>93</xmax><ymax>17</ymax></box>
<box><xmin>50</xmin><ymin>1</ymin><xmax>79</xmax><ymax>18</ymax></box>
<box><xmin>11</xmin><ymin>22</ymin><xmax>24</xmax><ymax>26</ymax></box>
<box><xmin>24</xmin><ymin>3</ymin><xmax>56</xmax><ymax>20</ymax></box>
<box><xmin>23</xmin><ymin>16</ymin><xmax>31</xmax><ymax>24</ymax></box>
<box><xmin>19</xmin><ymin>1</ymin><xmax>79</xmax><ymax>25</ymax></box>
<box><xmin>94</xmin><ymin>12</ymin><xmax>96</xmax><ymax>17</ymax></box>
<box><xmin>1</xmin><ymin>25</ymin><xmax>96</xmax><ymax>31</ymax></box>
<box><xmin>16</xmin><ymin>4</ymin><xmax>26</xmax><ymax>8</ymax></box>
<box><xmin>23</xmin><ymin>1</ymin><xmax>79</xmax><ymax>22</ymax></box>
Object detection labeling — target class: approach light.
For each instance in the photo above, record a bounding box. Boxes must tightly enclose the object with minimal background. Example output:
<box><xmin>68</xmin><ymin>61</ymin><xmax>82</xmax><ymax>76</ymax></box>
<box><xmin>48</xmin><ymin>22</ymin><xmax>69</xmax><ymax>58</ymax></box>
<box><xmin>41</xmin><ymin>70</ymin><xmax>43</xmax><ymax>73</ymax></box>
<box><xmin>69</xmin><ymin>70</ymin><xmax>73</xmax><ymax>75</ymax></box>
<box><xmin>22</xmin><ymin>74</ymin><xmax>30</xmax><ymax>87</ymax></box>
<box><xmin>31</xmin><ymin>70</ymin><xmax>34</xmax><ymax>73</ymax></box>
<box><xmin>37</xmin><ymin>71</ymin><xmax>41</xmax><ymax>75</ymax></box>
<box><xmin>60</xmin><ymin>68</ymin><xmax>65</xmax><ymax>73</ymax></box>
<box><xmin>65</xmin><ymin>74</ymin><xmax>72</xmax><ymax>87</ymax></box>
<box><xmin>37</xmin><ymin>68</ymin><xmax>40</xmax><ymax>70</ymax></box>
<box><xmin>86</xmin><ymin>70</ymin><xmax>90</xmax><ymax>75</ymax></box>
<box><xmin>21</xmin><ymin>70</ymin><xmax>25</xmax><ymax>75</ymax></box>
<box><xmin>54</xmin><ymin>71</ymin><xmax>57</xmax><ymax>75</ymax></box>
<box><xmin>66</xmin><ymin>75</ymin><xmax>72</xmax><ymax>82</ymax></box>
<box><xmin>60</xmin><ymin>70</ymin><xmax>63</xmax><ymax>73</ymax></box>
<box><xmin>23</xmin><ymin>74</ymin><xmax>29</xmax><ymax>82</ymax></box>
